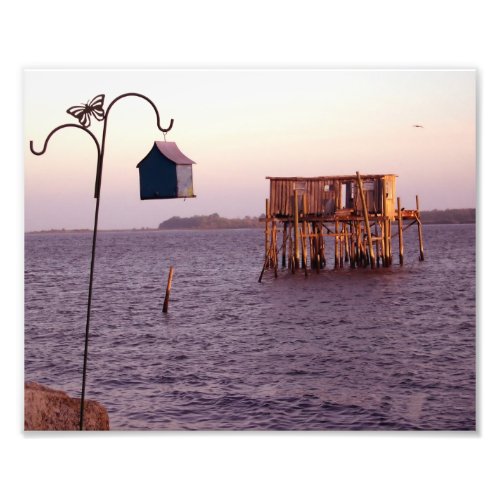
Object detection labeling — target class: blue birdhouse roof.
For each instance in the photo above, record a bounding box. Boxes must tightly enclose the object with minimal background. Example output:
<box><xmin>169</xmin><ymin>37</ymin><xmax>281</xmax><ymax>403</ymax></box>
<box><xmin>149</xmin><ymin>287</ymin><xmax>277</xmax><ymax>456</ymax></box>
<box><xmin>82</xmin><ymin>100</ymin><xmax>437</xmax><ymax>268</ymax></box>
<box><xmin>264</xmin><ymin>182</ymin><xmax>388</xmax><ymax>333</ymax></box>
<box><xmin>153</xmin><ymin>141</ymin><xmax>196</xmax><ymax>165</ymax></box>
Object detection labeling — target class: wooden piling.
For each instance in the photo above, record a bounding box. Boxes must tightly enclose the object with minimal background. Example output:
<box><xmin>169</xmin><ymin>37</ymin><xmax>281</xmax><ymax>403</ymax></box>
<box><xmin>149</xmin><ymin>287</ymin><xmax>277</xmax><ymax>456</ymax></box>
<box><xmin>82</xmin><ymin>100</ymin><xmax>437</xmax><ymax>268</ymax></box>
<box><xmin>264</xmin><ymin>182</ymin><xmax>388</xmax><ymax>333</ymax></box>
<box><xmin>344</xmin><ymin>223</ymin><xmax>350</xmax><ymax>264</ymax></box>
<box><xmin>416</xmin><ymin>195</ymin><xmax>425</xmax><ymax>261</ymax></box>
<box><xmin>302</xmin><ymin>193</ymin><xmax>309</xmax><ymax>269</ymax></box>
<box><xmin>350</xmin><ymin>223</ymin><xmax>356</xmax><ymax>268</ymax></box>
<box><xmin>316</xmin><ymin>225</ymin><xmax>321</xmax><ymax>269</ymax></box>
<box><xmin>293</xmin><ymin>189</ymin><xmax>300</xmax><ymax>269</ymax></box>
<box><xmin>288</xmin><ymin>219</ymin><xmax>294</xmax><ymax>269</ymax></box>
<box><xmin>356</xmin><ymin>172</ymin><xmax>376</xmax><ymax>269</ymax></box>
<box><xmin>334</xmin><ymin>220</ymin><xmax>340</xmax><ymax>269</ymax></box>
<box><xmin>162</xmin><ymin>266</ymin><xmax>174</xmax><ymax>314</ymax></box>
<box><xmin>382</xmin><ymin>180</ymin><xmax>390</xmax><ymax>267</ymax></box>
<box><xmin>319</xmin><ymin>225</ymin><xmax>326</xmax><ymax>269</ymax></box>
<box><xmin>282</xmin><ymin>222</ymin><xmax>287</xmax><ymax>268</ymax></box>
<box><xmin>300</xmin><ymin>227</ymin><xmax>308</xmax><ymax>277</ymax></box>
<box><xmin>272</xmin><ymin>221</ymin><xmax>278</xmax><ymax>278</ymax></box>
<box><xmin>265</xmin><ymin>198</ymin><xmax>270</xmax><ymax>268</ymax></box>
<box><xmin>397</xmin><ymin>196</ymin><xmax>404</xmax><ymax>265</ymax></box>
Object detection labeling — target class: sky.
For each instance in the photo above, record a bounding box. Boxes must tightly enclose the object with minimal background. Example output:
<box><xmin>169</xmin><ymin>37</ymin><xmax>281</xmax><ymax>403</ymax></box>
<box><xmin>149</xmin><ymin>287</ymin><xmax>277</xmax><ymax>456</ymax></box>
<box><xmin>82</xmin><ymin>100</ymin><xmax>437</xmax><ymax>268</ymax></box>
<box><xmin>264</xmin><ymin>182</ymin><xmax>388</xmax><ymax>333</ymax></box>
<box><xmin>24</xmin><ymin>69</ymin><xmax>476</xmax><ymax>231</ymax></box>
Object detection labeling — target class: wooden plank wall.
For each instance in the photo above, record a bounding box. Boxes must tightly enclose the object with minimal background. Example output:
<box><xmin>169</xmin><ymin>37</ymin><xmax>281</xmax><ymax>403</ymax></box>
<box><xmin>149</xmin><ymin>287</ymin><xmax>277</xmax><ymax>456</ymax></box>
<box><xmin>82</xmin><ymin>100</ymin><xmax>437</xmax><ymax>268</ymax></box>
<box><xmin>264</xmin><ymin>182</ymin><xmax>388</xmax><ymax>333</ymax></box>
<box><xmin>270</xmin><ymin>178</ymin><xmax>342</xmax><ymax>217</ymax></box>
<box><xmin>269</xmin><ymin>175</ymin><xmax>397</xmax><ymax>218</ymax></box>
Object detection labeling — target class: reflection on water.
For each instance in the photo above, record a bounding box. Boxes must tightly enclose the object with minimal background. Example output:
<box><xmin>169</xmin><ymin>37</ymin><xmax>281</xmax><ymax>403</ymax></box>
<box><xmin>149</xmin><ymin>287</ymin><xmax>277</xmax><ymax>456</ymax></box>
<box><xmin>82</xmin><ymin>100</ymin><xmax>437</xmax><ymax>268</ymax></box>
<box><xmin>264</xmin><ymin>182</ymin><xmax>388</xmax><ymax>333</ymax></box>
<box><xmin>25</xmin><ymin>224</ymin><xmax>475</xmax><ymax>430</ymax></box>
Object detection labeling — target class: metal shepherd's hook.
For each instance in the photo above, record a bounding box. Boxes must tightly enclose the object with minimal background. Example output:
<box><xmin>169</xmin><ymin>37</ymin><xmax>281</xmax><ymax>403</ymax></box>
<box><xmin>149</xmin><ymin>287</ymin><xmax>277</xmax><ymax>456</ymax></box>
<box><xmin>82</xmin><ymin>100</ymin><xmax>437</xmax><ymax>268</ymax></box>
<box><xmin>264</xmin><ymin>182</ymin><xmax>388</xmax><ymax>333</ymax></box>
<box><xmin>29</xmin><ymin>93</ymin><xmax>174</xmax><ymax>430</ymax></box>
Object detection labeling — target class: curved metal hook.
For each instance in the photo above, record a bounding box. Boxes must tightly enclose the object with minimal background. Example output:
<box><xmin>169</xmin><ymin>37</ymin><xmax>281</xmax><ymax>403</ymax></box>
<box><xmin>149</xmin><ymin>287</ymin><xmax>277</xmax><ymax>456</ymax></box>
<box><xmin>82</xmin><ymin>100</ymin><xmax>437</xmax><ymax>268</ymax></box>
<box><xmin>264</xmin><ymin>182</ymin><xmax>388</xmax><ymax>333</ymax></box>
<box><xmin>30</xmin><ymin>123</ymin><xmax>101</xmax><ymax>157</ymax></box>
<box><xmin>104</xmin><ymin>92</ymin><xmax>174</xmax><ymax>133</ymax></box>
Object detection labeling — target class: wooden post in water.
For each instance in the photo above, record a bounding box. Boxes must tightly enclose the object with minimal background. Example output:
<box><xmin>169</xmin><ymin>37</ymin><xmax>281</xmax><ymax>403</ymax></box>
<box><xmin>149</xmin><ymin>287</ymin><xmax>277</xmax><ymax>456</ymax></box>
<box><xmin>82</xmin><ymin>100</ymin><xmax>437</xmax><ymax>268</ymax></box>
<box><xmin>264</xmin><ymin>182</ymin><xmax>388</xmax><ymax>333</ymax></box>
<box><xmin>334</xmin><ymin>220</ymin><xmax>340</xmax><ymax>269</ymax></box>
<box><xmin>309</xmin><ymin>223</ymin><xmax>315</xmax><ymax>271</ymax></box>
<box><xmin>302</xmin><ymin>193</ymin><xmax>309</xmax><ymax>269</ymax></box>
<box><xmin>356</xmin><ymin>171</ymin><xmax>375</xmax><ymax>268</ymax></box>
<box><xmin>282</xmin><ymin>222</ymin><xmax>287</xmax><ymax>268</ymax></box>
<box><xmin>416</xmin><ymin>195</ymin><xmax>425</xmax><ymax>261</ymax></box>
<box><xmin>356</xmin><ymin>222</ymin><xmax>362</xmax><ymax>267</ymax></box>
<box><xmin>339</xmin><ymin>222</ymin><xmax>344</xmax><ymax>268</ymax></box>
<box><xmin>162</xmin><ymin>266</ymin><xmax>175</xmax><ymax>314</ymax></box>
<box><xmin>316</xmin><ymin>224</ymin><xmax>321</xmax><ymax>270</ymax></box>
<box><xmin>265</xmin><ymin>198</ymin><xmax>270</xmax><ymax>268</ymax></box>
<box><xmin>350</xmin><ymin>222</ymin><xmax>356</xmax><ymax>268</ymax></box>
<box><xmin>272</xmin><ymin>221</ymin><xmax>278</xmax><ymax>277</ymax></box>
<box><xmin>382</xmin><ymin>179</ymin><xmax>390</xmax><ymax>267</ymax></box>
<box><xmin>300</xmin><ymin>227</ymin><xmax>308</xmax><ymax>277</ymax></box>
<box><xmin>397</xmin><ymin>196</ymin><xmax>404</xmax><ymax>265</ymax></box>
<box><xmin>293</xmin><ymin>189</ymin><xmax>300</xmax><ymax>269</ymax></box>
<box><xmin>319</xmin><ymin>225</ymin><xmax>326</xmax><ymax>269</ymax></box>
<box><xmin>344</xmin><ymin>223</ymin><xmax>350</xmax><ymax>265</ymax></box>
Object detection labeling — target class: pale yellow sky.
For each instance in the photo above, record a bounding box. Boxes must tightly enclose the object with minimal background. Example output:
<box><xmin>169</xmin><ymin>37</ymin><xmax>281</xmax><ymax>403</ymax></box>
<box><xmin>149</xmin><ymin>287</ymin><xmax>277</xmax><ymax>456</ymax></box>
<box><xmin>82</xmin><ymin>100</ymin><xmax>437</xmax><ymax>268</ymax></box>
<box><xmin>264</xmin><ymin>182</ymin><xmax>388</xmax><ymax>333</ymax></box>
<box><xmin>24</xmin><ymin>69</ymin><xmax>476</xmax><ymax>230</ymax></box>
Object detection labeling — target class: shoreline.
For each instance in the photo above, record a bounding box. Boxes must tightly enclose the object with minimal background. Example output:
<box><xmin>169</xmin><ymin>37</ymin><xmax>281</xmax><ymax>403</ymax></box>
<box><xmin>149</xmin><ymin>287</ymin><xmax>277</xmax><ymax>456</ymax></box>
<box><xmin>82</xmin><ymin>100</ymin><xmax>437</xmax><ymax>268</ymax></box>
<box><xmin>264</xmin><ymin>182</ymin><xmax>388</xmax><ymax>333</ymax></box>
<box><xmin>25</xmin><ymin>221</ymin><xmax>476</xmax><ymax>235</ymax></box>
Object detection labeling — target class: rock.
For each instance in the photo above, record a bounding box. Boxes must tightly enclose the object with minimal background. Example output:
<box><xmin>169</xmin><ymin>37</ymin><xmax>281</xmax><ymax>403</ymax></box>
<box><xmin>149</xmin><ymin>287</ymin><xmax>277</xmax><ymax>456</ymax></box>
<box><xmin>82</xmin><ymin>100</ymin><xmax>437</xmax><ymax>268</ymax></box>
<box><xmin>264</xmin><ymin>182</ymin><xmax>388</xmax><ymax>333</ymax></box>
<box><xmin>24</xmin><ymin>382</ymin><xmax>110</xmax><ymax>431</ymax></box>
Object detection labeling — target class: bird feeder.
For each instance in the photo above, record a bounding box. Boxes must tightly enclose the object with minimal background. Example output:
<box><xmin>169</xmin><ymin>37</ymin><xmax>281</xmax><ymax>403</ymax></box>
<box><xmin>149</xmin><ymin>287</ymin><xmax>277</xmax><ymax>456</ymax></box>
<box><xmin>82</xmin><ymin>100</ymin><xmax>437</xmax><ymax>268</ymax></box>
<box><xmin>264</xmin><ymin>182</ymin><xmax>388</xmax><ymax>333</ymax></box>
<box><xmin>137</xmin><ymin>141</ymin><xmax>196</xmax><ymax>200</ymax></box>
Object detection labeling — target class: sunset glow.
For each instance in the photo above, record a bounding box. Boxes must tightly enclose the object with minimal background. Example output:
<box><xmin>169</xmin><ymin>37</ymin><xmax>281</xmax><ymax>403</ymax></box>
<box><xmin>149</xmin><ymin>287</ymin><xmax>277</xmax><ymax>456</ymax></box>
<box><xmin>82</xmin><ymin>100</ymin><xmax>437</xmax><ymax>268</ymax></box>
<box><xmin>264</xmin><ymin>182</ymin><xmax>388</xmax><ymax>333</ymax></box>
<box><xmin>24</xmin><ymin>69</ymin><xmax>476</xmax><ymax>231</ymax></box>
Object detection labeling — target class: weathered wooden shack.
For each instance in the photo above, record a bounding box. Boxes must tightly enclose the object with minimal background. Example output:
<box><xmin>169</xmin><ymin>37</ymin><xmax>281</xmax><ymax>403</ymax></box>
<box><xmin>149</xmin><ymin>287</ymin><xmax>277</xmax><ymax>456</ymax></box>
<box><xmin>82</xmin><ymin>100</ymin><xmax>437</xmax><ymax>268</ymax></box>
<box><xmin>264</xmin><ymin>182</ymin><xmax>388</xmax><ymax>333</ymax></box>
<box><xmin>259</xmin><ymin>172</ymin><xmax>424</xmax><ymax>280</ymax></box>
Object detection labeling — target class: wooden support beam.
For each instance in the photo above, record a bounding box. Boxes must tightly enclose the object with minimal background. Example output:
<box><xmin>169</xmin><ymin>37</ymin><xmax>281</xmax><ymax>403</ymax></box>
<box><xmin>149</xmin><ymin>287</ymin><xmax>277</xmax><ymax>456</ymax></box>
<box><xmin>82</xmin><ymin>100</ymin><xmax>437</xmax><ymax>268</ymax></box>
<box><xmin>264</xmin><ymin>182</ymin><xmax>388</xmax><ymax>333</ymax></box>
<box><xmin>356</xmin><ymin>171</ymin><xmax>376</xmax><ymax>268</ymax></box>
<box><xmin>344</xmin><ymin>223</ymin><xmax>350</xmax><ymax>264</ymax></box>
<box><xmin>374</xmin><ymin>222</ymin><xmax>380</xmax><ymax>267</ymax></box>
<box><xmin>293</xmin><ymin>189</ymin><xmax>300</xmax><ymax>268</ymax></box>
<box><xmin>382</xmin><ymin>178</ymin><xmax>390</xmax><ymax>267</ymax></box>
<box><xmin>282</xmin><ymin>222</ymin><xmax>287</xmax><ymax>268</ymax></box>
<box><xmin>350</xmin><ymin>222</ymin><xmax>356</xmax><ymax>268</ymax></box>
<box><xmin>397</xmin><ymin>196</ymin><xmax>404</xmax><ymax>265</ymax></box>
<box><xmin>334</xmin><ymin>220</ymin><xmax>340</xmax><ymax>269</ymax></box>
<box><xmin>319</xmin><ymin>224</ymin><xmax>326</xmax><ymax>269</ymax></box>
<box><xmin>300</xmin><ymin>227</ymin><xmax>308</xmax><ymax>277</ymax></box>
<box><xmin>265</xmin><ymin>198</ymin><xmax>270</xmax><ymax>268</ymax></box>
<box><xmin>272</xmin><ymin>221</ymin><xmax>278</xmax><ymax>278</ymax></box>
<box><xmin>302</xmin><ymin>193</ymin><xmax>308</xmax><ymax>269</ymax></box>
<box><xmin>416</xmin><ymin>195</ymin><xmax>425</xmax><ymax>261</ymax></box>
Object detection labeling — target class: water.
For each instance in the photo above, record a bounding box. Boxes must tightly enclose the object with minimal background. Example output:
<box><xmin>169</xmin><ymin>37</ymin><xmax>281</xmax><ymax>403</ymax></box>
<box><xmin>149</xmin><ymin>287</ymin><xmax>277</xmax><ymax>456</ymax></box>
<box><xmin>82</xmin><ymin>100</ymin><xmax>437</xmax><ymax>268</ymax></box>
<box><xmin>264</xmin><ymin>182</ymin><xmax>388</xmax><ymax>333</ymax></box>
<box><xmin>24</xmin><ymin>224</ymin><xmax>476</xmax><ymax>430</ymax></box>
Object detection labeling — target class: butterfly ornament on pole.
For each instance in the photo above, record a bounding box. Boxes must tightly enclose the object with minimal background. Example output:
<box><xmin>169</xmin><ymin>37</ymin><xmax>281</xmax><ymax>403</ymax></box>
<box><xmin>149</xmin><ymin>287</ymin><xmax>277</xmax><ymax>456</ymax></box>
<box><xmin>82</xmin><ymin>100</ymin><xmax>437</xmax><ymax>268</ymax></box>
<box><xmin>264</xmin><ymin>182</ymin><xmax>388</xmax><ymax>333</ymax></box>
<box><xmin>67</xmin><ymin>94</ymin><xmax>106</xmax><ymax>128</ymax></box>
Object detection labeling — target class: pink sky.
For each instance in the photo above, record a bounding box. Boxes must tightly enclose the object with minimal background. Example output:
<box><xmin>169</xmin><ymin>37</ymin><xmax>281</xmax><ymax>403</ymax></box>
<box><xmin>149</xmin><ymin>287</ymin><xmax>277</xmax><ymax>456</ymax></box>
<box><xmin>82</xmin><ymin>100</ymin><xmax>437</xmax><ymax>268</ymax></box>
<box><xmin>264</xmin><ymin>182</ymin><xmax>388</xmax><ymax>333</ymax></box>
<box><xmin>24</xmin><ymin>69</ymin><xmax>476</xmax><ymax>231</ymax></box>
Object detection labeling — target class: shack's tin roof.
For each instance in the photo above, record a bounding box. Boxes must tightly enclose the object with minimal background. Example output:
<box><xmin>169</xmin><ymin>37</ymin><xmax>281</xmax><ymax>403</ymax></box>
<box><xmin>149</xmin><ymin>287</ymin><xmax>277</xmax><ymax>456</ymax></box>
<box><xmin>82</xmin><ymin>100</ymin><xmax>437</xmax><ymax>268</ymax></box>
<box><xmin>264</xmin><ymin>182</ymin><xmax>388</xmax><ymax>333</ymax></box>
<box><xmin>266</xmin><ymin>174</ymin><xmax>397</xmax><ymax>181</ymax></box>
<box><xmin>155</xmin><ymin>141</ymin><xmax>196</xmax><ymax>165</ymax></box>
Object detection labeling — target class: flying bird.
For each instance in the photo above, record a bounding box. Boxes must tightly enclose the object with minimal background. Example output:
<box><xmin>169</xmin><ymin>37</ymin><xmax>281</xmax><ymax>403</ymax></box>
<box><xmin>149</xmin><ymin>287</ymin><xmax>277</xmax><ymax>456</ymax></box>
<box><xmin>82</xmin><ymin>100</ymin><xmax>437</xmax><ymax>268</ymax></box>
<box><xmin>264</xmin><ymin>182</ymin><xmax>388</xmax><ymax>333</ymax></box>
<box><xmin>413</xmin><ymin>124</ymin><xmax>424</xmax><ymax>128</ymax></box>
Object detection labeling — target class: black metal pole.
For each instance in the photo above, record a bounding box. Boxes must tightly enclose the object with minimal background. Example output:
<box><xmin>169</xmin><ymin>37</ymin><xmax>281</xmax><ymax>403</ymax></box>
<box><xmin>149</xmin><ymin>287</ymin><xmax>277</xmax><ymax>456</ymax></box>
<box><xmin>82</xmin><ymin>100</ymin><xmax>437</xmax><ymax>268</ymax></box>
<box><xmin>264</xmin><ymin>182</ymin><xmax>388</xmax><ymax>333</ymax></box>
<box><xmin>79</xmin><ymin>190</ymin><xmax>101</xmax><ymax>430</ymax></box>
<box><xmin>30</xmin><ymin>93</ymin><xmax>174</xmax><ymax>431</ymax></box>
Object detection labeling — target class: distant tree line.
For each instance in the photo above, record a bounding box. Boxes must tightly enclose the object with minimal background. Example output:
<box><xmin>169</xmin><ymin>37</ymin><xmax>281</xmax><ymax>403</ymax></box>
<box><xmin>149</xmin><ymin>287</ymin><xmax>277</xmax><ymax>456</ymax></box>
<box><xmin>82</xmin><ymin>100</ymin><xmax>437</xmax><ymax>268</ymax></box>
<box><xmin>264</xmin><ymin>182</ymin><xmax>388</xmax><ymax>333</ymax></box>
<box><xmin>158</xmin><ymin>213</ymin><xmax>264</xmax><ymax>230</ymax></box>
<box><xmin>158</xmin><ymin>209</ymin><xmax>475</xmax><ymax>230</ymax></box>
<box><xmin>419</xmin><ymin>208</ymin><xmax>475</xmax><ymax>224</ymax></box>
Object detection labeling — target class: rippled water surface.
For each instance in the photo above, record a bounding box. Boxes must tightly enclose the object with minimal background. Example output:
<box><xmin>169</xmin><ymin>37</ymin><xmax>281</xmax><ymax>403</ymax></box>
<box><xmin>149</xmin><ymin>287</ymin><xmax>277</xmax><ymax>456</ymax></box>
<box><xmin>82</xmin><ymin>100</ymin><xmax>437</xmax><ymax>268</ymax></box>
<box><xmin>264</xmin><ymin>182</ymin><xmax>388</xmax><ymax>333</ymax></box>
<box><xmin>25</xmin><ymin>225</ymin><xmax>475</xmax><ymax>430</ymax></box>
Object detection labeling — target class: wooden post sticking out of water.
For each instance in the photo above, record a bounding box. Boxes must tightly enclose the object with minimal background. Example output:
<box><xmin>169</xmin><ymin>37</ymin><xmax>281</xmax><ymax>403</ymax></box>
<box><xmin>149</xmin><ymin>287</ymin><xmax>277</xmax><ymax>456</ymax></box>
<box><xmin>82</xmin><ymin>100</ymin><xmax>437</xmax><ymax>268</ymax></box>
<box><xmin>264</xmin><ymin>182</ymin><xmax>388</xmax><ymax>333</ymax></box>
<box><xmin>293</xmin><ymin>189</ymin><xmax>300</xmax><ymax>269</ymax></box>
<box><xmin>272</xmin><ymin>220</ymin><xmax>278</xmax><ymax>278</ymax></box>
<box><xmin>282</xmin><ymin>222</ymin><xmax>288</xmax><ymax>268</ymax></box>
<box><xmin>356</xmin><ymin>172</ymin><xmax>375</xmax><ymax>269</ymax></box>
<box><xmin>162</xmin><ymin>266</ymin><xmax>174</xmax><ymax>314</ymax></box>
<box><xmin>344</xmin><ymin>223</ymin><xmax>350</xmax><ymax>265</ymax></box>
<box><xmin>382</xmin><ymin>179</ymin><xmax>390</xmax><ymax>267</ymax></box>
<box><xmin>265</xmin><ymin>198</ymin><xmax>270</xmax><ymax>268</ymax></box>
<box><xmin>397</xmin><ymin>196</ymin><xmax>404</xmax><ymax>265</ymax></box>
<box><xmin>300</xmin><ymin>227</ymin><xmax>308</xmax><ymax>277</ymax></box>
<box><xmin>334</xmin><ymin>220</ymin><xmax>340</xmax><ymax>269</ymax></box>
<box><xmin>302</xmin><ymin>193</ymin><xmax>308</xmax><ymax>269</ymax></box>
<box><xmin>416</xmin><ymin>195</ymin><xmax>425</xmax><ymax>261</ymax></box>
<box><xmin>350</xmin><ymin>222</ymin><xmax>356</xmax><ymax>268</ymax></box>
